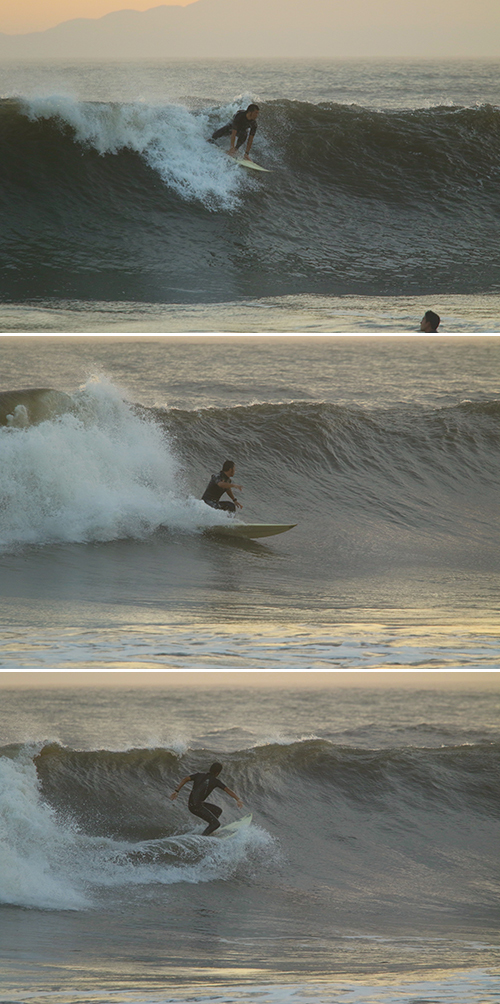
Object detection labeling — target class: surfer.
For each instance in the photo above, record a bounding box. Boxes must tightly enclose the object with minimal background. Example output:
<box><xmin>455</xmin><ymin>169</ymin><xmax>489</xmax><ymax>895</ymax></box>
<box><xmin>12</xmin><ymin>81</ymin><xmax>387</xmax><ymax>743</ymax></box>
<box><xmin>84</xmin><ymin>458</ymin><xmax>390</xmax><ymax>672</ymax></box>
<box><xmin>201</xmin><ymin>460</ymin><xmax>243</xmax><ymax>512</ymax></box>
<box><xmin>211</xmin><ymin>104</ymin><xmax>259</xmax><ymax>160</ymax></box>
<box><xmin>420</xmin><ymin>310</ymin><xmax>441</xmax><ymax>332</ymax></box>
<box><xmin>170</xmin><ymin>762</ymin><xmax>244</xmax><ymax>835</ymax></box>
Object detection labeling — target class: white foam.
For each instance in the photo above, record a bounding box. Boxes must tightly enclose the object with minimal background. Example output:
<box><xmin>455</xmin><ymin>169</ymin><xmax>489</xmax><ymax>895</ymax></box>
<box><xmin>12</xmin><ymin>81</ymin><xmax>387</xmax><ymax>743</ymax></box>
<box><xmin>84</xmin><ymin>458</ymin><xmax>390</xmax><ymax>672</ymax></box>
<box><xmin>0</xmin><ymin>752</ymin><xmax>89</xmax><ymax>910</ymax></box>
<box><xmin>0</xmin><ymin>375</ymin><xmax>230</xmax><ymax>553</ymax></box>
<box><xmin>21</xmin><ymin>95</ymin><xmax>247</xmax><ymax>209</ymax></box>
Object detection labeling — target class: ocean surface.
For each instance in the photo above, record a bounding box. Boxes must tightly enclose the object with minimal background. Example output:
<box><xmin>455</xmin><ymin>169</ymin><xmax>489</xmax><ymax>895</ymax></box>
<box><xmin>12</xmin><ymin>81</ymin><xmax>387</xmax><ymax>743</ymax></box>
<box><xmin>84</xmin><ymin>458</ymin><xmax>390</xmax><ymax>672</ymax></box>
<box><xmin>1</xmin><ymin>58</ymin><xmax>499</xmax><ymax>332</ymax></box>
<box><xmin>1</xmin><ymin>333</ymin><xmax>500</xmax><ymax>670</ymax></box>
<box><xmin>1</xmin><ymin>682</ymin><xmax>499</xmax><ymax>1004</ymax></box>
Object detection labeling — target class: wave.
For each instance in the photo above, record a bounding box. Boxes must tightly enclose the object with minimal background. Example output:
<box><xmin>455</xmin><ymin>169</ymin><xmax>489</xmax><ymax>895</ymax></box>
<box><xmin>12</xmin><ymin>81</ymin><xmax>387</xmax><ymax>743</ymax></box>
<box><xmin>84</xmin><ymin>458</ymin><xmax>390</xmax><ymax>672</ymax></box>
<box><xmin>2</xmin><ymin>96</ymin><xmax>500</xmax><ymax>300</ymax></box>
<box><xmin>3</xmin><ymin>97</ymin><xmax>500</xmax><ymax>209</ymax></box>
<box><xmin>163</xmin><ymin>397</ymin><xmax>500</xmax><ymax>541</ymax></box>
<box><xmin>1</xmin><ymin>739</ymin><xmax>498</xmax><ymax>910</ymax></box>
<box><xmin>0</xmin><ymin>379</ymin><xmax>235</xmax><ymax>553</ymax></box>
<box><xmin>0</xmin><ymin>388</ymin><xmax>74</xmax><ymax>427</ymax></box>
<box><xmin>31</xmin><ymin>738</ymin><xmax>500</xmax><ymax>830</ymax></box>
<box><xmin>1</xmin><ymin>381</ymin><xmax>499</xmax><ymax>553</ymax></box>
<box><xmin>0</xmin><ymin>746</ymin><xmax>274</xmax><ymax>911</ymax></box>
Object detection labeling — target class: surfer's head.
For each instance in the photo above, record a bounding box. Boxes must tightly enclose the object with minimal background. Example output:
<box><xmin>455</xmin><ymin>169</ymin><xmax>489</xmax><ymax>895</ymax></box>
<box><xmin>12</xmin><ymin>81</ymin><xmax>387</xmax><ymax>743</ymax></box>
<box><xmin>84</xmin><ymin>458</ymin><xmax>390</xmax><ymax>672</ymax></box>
<box><xmin>222</xmin><ymin>460</ymin><xmax>235</xmax><ymax>475</ymax></box>
<box><xmin>209</xmin><ymin>762</ymin><xmax>223</xmax><ymax>776</ymax></box>
<box><xmin>420</xmin><ymin>310</ymin><xmax>440</xmax><ymax>332</ymax></box>
<box><xmin>246</xmin><ymin>104</ymin><xmax>260</xmax><ymax>120</ymax></box>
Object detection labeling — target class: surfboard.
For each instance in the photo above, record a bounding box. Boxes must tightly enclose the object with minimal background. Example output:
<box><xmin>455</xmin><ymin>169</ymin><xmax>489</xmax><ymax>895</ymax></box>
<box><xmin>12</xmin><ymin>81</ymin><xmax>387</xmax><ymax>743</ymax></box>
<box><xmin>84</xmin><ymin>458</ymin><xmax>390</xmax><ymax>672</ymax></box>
<box><xmin>237</xmin><ymin>159</ymin><xmax>271</xmax><ymax>173</ymax></box>
<box><xmin>215</xmin><ymin>813</ymin><xmax>253</xmax><ymax>838</ymax></box>
<box><xmin>206</xmin><ymin>523</ymin><xmax>296</xmax><ymax>539</ymax></box>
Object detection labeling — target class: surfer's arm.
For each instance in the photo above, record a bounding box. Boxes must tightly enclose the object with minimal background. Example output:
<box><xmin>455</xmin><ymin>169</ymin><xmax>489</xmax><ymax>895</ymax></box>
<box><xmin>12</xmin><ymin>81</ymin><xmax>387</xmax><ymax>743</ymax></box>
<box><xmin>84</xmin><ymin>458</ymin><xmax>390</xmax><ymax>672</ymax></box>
<box><xmin>224</xmin><ymin>785</ymin><xmax>244</xmax><ymax>809</ymax></box>
<box><xmin>217</xmin><ymin>479</ymin><xmax>243</xmax><ymax>508</ymax></box>
<box><xmin>217</xmin><ymin>479</ymin><xmax>242</xmax><ymax>493</ymax></box>
<box><xmin>170</xmin><ymin>775</ymin><xmax>191</xmax><ymax>800</ymax></box>
<box><xmin>224</xmin><ymin>485</ymin><xmax>243</xmax><ymax>509</ymax></box>
<box><xmin>244</xmin><ymin>133</ymin><xmax>254</xmax><ymax>159</ymax></box>
<box><xmin>228</xmin><ymin>129</ymin><xmax>238</xmax><ymax>155</ymax></box>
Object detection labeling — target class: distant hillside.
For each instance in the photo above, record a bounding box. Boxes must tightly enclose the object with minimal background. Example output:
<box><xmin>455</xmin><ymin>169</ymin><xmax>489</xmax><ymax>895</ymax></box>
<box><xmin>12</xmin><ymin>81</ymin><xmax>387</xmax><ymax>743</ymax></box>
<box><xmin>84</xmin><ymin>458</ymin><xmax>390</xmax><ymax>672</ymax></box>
<box><xmin>0</xmin><ymin>0</ymin><xmax>497</xmax><ymax>59</ymax></box>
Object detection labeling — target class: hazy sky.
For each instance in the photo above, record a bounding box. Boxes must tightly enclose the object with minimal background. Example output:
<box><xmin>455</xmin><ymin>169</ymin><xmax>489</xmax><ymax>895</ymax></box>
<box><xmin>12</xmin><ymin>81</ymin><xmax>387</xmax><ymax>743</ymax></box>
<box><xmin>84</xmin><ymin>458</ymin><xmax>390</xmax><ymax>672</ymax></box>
<box><xmin>1</xmin><ymin>671</ymin><xmax>499</xmax><ymax>690</ymax></box>
<box><xmin>3</xmin><ymin>0</ymin><xmax>500</xmax><ymax>47</ymax></box>
<box><xmin>3</xmin><ymin>0</ymin><xmax>193</xmax><ymax>35</ymax></box>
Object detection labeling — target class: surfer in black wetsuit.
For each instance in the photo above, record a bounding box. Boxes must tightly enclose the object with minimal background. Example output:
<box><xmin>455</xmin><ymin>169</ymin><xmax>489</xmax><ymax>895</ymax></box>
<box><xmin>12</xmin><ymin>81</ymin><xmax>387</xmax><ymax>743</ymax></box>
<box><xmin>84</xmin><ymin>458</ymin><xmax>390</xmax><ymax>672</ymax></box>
<box><xmin>201</xmin><ymin>460</ymin><xmax>243</xmax><ymax>513</ymax></box>
<box><xmin>170</xmin><ymin>762</ymin><xmax>243</xmax><ymax>835</ymax></box>
<box><xmin>211</xmin><ymin>104</ymin><xmax>259</xmax><ymax>160</ymax></box>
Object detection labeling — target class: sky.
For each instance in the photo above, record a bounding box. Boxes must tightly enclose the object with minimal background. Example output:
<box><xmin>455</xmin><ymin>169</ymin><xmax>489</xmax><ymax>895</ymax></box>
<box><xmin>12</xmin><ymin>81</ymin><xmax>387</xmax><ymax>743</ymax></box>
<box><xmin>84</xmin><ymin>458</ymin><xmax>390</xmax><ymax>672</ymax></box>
<box><xmin>0</xmin><ymin>671</ymin><xmax>499</xmax><ymax>689</ymax></box>
<box><xmin>2</xmin><ymin>0</ymin><xmax>194</xmax><ymax>35</ymax></box>
<box><xmin>2</xmin><ymin>0</ymin><xmax>500</xmax><ymax>51</ymax></box>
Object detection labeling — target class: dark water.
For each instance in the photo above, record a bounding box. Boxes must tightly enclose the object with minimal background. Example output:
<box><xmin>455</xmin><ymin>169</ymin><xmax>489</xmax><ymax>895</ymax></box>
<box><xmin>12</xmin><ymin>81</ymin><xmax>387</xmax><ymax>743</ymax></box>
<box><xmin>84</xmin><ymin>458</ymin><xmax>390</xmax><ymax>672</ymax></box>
<box><xmin>2</xmin><ymin>95</ymin><xmax>500</xmax><ymax>303</ymax></box>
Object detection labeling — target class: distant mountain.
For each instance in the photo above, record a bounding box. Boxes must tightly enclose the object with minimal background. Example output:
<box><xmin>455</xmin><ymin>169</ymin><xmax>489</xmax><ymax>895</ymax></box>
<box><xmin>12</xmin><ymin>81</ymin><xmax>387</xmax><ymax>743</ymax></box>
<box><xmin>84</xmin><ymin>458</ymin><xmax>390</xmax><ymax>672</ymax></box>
<box><xmin>0</xmin><ymin>0</ymin><xmax>496</xmax><ymax>59</ymax></box>
<box><xmin>0</xmin><ymin>1</ymin><xmax>336</xmax><ymax>59</ymax></box>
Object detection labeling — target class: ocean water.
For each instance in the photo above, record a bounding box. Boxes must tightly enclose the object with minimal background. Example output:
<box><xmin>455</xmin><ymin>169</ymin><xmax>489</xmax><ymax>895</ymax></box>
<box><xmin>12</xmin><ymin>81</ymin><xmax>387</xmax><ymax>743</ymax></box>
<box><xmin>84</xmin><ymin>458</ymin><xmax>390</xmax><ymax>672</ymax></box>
<box><xmin>1</xmin><ymin>683</ymin><xmax>499</xmax><ymax>1004</ymax></box>
<box><xmin>1</xmin><ymin>333</ymin><xmax>500</xmax><ymax>670</ymax></box>
<box><xmin>1</xmin><ymin>58</ymin><xmax>499</xmax><ymax>332</ymax></box>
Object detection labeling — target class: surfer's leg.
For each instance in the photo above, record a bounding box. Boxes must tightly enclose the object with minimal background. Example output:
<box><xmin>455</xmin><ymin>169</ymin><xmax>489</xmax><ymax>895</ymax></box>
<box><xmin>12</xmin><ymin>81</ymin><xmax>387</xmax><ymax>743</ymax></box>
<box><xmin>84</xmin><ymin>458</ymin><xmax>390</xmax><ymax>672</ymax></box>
<box><xmin>202</xmin><ymin>802</ymin><xmax>222</xmax><ymax>834</ymax></box>
<box><xmin>205</xmin><ymin>803</ymin><xmax>222</xmax><ymax>818</ymax></box>
<box><xmin>203</xmin><ymin>500</ymin><xmax>236</xmax><ymax>513</ymax></box>
<box><xmin>189</xmin><ymin>802</ymin><xmax>221</xmax><ymax>835</ymax></box>
<box><xmin>217</xmin><ymin>501</ymin><xmax>236</xmax><ymax>513</ymax></box>
<box><xmin>211</xmin><ymin>122</ymin><xmax>232</xmax><ymax>140</ymax></box>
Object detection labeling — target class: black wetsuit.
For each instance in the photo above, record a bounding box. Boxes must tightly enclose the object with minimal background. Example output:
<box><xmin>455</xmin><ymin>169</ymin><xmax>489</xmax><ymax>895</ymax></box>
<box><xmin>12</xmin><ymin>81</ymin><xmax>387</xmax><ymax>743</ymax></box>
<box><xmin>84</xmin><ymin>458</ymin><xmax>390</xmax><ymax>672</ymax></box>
<box><xmin>212</xmin><ymin>109</ymin><xmax>258</xmax><ymax>149</ymax></box>
<box><xmin>187</xmin><ymin>771</ymin><xmax>226</xmax><ymax>834</ymax></box>
<box><xmin>202</xmin><ymin>470</ymin><xmax>236</xmax><ymax>512</ymax></box>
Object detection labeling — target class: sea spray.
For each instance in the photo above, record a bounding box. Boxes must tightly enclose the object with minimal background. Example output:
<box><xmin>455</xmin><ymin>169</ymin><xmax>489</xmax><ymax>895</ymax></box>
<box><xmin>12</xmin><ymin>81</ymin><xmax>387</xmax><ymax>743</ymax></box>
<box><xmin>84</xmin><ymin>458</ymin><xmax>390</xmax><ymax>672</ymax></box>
<box><xmin>0</xmin><ymin>377</ymin><xmax>228</xmax><ymax>553</ymax></box>
<box><xmin>0</xmin><ymin>750</ymin><xmax>89</xmax><ymax>910</ymax></box>
<box><xmin>22</xmin><ymin>95</ymin><xmax>246</xmax><ymax>209</ymax></box>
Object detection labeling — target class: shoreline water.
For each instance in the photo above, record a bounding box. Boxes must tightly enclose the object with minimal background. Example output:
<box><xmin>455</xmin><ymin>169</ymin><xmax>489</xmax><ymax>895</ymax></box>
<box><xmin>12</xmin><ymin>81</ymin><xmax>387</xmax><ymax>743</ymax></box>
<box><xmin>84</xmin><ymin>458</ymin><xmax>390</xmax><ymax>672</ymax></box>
<box><xmin>1</xmin><ymin>294</ymin><xmax>499</xmax><ymax>333</ymax></box>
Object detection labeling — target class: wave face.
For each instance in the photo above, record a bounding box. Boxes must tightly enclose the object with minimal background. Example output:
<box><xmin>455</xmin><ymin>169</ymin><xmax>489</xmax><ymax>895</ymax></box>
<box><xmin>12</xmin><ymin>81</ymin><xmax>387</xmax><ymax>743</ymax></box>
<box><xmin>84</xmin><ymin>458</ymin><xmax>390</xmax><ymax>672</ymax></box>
<box><xmin>1</xmin><ymin>737</ymin><xmax>498</xmax><ymax>913</ymax></box>
<box><xmin>2</xmin><ymin>96</ymin><xmax>500</xmax><ymax>301</ymax></box>
<box><xmin>1</xmin><ymin>381</ymin><xmax>499</xmax><ymax>564</ymax></box>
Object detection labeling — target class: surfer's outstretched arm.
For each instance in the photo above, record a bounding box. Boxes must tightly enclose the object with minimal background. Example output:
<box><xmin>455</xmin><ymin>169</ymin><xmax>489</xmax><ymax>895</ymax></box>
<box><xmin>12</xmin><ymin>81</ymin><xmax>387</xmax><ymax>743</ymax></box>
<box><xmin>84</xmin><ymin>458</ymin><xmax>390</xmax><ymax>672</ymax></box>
<box><xmin>170</xmin><ymin>776</ymin><xmax>191</xmax><ymax>800</ymax></box>
<box><xmin>224</xmin><ymin>785</ymin><xmax>244</xmax><ymax>809</ymax></box>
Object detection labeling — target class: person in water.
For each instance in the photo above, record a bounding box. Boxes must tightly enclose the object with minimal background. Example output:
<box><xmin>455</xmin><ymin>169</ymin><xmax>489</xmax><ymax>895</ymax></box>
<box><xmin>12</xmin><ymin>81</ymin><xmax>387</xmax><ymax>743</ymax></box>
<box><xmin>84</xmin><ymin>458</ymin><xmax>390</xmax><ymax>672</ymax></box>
<box><xmin>420</xmin><ymin>310</ymin><xmax>441</xmax><ymax>332</ymax></box>
<box><xmin>211</xmin><ymin>104</ymin><xmax>260</xmax><ymax>160</ymax></box>
<box><xmin>201</xmin><ymin>460</ymin><xmax>243</xmax><ymax>513</ymax></box>
<box><xmin>170</xmin><ymin>762</ymin><xmax>243</xmax><ymax>835</ymax></box>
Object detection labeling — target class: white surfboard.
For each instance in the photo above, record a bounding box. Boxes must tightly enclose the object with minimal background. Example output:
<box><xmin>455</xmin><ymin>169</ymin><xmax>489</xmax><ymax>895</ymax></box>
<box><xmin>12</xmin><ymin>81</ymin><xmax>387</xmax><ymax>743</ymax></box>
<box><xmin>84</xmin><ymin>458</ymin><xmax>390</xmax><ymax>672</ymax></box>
<box><xmin>237</xmin><ymin>158</ymin><xmax>271</xmax><ymax>173</ymax></box>
<box><xmin>207</xmin><ymin>523</ymin><xmax>296</xmax><ymax>539</ymax></box>
<box><xmin>215</xmin><ymin>813</ymin><xmax>253</xmax><ymax>838</ymax></box>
